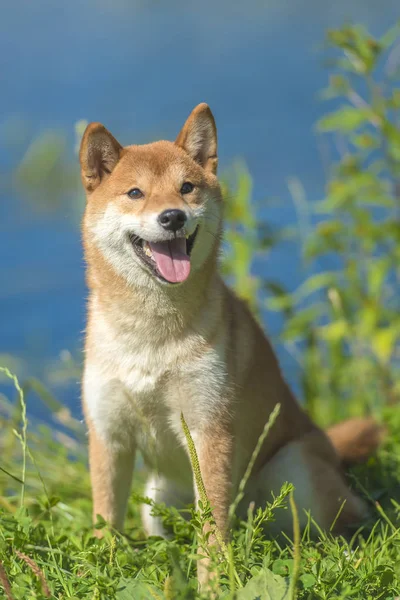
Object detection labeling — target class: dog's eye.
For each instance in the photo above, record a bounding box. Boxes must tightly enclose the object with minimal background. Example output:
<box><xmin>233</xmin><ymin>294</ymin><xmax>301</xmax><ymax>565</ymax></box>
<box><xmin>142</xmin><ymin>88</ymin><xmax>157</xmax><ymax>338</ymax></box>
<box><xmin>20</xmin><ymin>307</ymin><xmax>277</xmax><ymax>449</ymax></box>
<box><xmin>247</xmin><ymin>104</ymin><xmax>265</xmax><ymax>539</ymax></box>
<box><xmin>180</xmin><ymin>182</ymin><xmax>194</xmax><ymax>195</ymax></box>
<box><xmin>127</xmin><ymin>188</ymin><xmax>143</xmax><ymax>199</ymax></box>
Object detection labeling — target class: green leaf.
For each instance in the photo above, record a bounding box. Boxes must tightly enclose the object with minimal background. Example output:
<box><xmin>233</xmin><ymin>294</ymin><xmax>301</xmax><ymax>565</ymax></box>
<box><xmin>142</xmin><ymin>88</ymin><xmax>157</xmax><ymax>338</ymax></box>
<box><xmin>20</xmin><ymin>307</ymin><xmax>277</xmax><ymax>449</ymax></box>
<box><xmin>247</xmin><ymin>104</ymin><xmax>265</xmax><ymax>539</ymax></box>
<box><xmin>379</xmin><ymin>22</ymin><xmax>400</xmax><ymax>50</ymax></box>
<box><xmin>300</xmin><ymin>573</ymin><xmax>316</xmax><ymax>589</ymax></box>
<box><xmin>318</xmin><ymin>320</ymin><xmax>349</xmax><ymax>342</ymax></box>
<box><xmin>371</xmin><ymin>328</ymin><xmax>397</xmax><ymax>364</ymax></box>
<box><xmin>294</xmin><ymin>272</ymin><xmax>337</xmax><ymax>302</ymax></box>
<box><xmin>282</xmin><ymin>305</ymin><xmax>325</xmax><ymax>341</ymax></box>
<box><xmin>317</xmin><ymin>106</ymin><xmax>377</xmax><ymax>133</ymax></box>
<box><xmin>233</xmin><ymin>568</ymin><xmax>290</xmax><ymax>600</ymax></box>
<box><xmin>272</xmin><ymin>559</ymin><xmax>294</xmax><ymax>576</ymax></box>
<box><xmin>367</xmin><ymin>257</ymin><xmax>391</xmax><ymax>298</ymax></box>
<box><xmin>117</xmin><ymin>578</ymin><xmax>165</xmax><ymax>600</ymax></box>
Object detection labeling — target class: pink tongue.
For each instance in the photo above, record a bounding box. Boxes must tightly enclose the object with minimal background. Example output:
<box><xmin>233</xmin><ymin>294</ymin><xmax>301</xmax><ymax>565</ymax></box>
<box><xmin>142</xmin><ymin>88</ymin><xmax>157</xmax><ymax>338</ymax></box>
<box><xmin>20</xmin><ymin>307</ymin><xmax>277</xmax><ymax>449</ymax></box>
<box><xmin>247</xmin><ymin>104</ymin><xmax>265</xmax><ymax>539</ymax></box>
<box><xmin>149</xmin><ymin>238</ymin><xmax>191</xmax><ymax>283</ymax></box>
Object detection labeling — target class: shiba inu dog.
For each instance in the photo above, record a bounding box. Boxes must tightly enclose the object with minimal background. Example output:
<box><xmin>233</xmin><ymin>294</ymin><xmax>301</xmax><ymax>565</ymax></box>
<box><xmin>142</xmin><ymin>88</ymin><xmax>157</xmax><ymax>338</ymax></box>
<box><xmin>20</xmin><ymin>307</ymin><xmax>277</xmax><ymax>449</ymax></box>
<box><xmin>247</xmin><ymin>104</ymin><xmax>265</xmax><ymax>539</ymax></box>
<box><xmin>79</xmin><ymin>103</ymin><xmax>381</xmax><ymax>584</ymax></box>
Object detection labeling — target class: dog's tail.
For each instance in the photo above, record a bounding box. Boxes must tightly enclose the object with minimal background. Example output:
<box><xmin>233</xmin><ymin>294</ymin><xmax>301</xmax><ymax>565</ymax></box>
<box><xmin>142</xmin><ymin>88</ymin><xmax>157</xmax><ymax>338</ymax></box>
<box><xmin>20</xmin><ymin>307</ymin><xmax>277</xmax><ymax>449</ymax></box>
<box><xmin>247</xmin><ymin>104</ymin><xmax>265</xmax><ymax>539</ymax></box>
<box><xmin>326</xmin><ymin>417</ymin><xmax>385</xmax><ymax>465</ymax></box>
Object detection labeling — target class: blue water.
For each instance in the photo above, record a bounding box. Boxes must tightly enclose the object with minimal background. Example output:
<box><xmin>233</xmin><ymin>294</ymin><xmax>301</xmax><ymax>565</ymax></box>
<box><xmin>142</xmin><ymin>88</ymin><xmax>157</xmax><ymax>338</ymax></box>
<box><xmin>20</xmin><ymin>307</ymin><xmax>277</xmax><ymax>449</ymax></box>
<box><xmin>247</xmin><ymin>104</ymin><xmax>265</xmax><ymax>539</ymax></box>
<box><xmin>1</xmin><ymin>0</ymin><xmax>399</xmax><ymax>419</ymax></box>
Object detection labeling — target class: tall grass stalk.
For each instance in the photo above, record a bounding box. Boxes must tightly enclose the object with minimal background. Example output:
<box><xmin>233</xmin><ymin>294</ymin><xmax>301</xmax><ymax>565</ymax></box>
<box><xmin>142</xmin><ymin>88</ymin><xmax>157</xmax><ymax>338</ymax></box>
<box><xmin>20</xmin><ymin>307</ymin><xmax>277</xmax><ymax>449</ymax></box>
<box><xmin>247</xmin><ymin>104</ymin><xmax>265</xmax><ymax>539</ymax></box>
<box><xmin>229</xmin><ymin>403</ymin><xmax>281</xmax><ymax>521</ymax></box>
<box><xmin>289</xmin><ymin>491</ymin><xmax>301</xmax><ymax>600</ymax></box>
<box><xmin>180</xmin><ymin>412</ymin><xmax>242</xmax><ymax>589</ymax></box>
<box><xmin>0</xmin><ymin>368</ymin><xmax>27</xmax><ymax>506</ymax></box>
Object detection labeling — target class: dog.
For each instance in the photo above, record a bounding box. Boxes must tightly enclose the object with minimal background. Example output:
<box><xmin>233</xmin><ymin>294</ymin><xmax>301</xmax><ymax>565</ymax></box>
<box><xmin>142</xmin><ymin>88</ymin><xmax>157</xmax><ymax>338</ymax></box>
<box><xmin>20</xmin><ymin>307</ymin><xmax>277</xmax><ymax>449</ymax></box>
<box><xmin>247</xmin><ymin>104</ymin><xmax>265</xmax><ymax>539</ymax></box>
<box><xmin>79</xmin><ymin>103</ymin><xmax>381</xmax><ymax>585</ymax></box>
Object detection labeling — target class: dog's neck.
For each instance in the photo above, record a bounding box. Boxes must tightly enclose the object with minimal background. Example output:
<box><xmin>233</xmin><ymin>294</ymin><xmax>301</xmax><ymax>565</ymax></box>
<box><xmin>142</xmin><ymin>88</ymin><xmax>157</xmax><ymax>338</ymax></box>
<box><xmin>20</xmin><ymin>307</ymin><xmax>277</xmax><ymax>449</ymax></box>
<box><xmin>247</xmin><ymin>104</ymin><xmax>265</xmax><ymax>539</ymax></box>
<box><xmin>86</xmin><ymin>244</ymin><xmax>222</xmax><ymax>336</ymax></box>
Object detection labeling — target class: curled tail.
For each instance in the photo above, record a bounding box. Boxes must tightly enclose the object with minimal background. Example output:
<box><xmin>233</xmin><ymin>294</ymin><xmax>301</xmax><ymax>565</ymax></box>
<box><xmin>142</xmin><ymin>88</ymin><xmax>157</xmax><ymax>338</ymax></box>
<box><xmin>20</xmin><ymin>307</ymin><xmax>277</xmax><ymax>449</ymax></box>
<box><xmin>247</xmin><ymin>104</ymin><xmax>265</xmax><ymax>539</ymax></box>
<box><xmin>326</xmin><ymin>417</ymin><xmax>385</xmax><ymax>465</ymax></box>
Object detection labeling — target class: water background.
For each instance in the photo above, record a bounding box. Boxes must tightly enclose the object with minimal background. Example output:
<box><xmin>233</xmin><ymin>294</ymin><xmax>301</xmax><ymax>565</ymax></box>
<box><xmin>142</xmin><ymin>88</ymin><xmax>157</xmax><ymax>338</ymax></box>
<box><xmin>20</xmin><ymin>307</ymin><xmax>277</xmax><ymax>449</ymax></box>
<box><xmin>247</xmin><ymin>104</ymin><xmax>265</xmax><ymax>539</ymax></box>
<box><xmin>1</xmin><ymin>1</ymin><xmax>399</xmax><ymax>420</ymax></box>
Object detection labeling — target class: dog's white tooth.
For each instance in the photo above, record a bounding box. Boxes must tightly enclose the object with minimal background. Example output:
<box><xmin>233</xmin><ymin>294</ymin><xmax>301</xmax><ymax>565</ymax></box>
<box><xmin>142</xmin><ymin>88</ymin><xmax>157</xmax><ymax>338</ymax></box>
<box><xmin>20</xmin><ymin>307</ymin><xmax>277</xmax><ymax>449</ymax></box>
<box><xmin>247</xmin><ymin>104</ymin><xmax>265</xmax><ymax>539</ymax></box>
<box><xmin>144</xmin><ymin>242</ymin><xmax>153</xmax><ymax>258</ymax></box>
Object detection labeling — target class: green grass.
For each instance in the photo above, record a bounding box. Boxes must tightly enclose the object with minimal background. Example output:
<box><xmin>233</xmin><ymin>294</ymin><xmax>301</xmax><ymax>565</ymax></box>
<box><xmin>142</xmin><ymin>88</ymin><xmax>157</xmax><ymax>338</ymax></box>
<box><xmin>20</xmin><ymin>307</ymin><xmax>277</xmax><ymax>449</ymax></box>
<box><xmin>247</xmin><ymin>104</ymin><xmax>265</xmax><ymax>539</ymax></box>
<box><xmin>1</xmin><ymin>370</ymin><xmax>400</xmax><ymax>599</ymax></box>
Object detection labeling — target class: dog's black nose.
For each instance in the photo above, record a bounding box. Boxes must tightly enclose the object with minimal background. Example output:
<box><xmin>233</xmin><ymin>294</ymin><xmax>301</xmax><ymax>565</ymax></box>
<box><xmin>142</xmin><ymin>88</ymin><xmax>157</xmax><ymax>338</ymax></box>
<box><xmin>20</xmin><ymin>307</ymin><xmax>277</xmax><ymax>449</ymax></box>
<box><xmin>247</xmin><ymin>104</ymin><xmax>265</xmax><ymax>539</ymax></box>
<box><xmin>158</xmin><ymin>209</ymin><xmax>187</xmax><ymax>232</ymax></box>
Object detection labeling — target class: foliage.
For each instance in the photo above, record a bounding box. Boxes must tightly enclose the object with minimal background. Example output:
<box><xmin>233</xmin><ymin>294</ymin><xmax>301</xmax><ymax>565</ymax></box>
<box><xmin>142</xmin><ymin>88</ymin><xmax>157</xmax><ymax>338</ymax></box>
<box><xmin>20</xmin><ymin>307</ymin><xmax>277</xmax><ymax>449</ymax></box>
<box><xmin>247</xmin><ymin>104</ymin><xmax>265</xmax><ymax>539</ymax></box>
<box><xmin>1</xmin><ymin>369</ymin><xmax>400</xmax><ymax>598</ymax></box>
<box><xmin>223</xmin><ymin>22</ymin><xmax>400</xmax><ymax>426</ymax></box>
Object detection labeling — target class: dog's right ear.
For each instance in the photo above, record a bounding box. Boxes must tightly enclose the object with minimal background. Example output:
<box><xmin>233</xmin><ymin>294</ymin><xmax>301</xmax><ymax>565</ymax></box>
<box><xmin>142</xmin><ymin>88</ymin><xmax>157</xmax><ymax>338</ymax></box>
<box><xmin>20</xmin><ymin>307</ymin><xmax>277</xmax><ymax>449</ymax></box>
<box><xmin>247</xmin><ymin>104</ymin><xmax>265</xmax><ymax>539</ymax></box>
<box><xmin>79</xmin><ymin>123</ymin><xmax>123</xmax><ymax>193</ymax></box>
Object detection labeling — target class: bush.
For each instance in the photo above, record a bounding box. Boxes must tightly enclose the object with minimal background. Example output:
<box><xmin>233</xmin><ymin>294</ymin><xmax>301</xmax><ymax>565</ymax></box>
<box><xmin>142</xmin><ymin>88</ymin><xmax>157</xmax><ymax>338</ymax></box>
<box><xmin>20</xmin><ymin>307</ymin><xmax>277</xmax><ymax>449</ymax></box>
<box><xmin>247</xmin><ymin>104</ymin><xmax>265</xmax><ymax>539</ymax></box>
<box><xmin>223</xmin><ymin>22</ymin><xmax>400</xmax><ymax>426</ymax></box>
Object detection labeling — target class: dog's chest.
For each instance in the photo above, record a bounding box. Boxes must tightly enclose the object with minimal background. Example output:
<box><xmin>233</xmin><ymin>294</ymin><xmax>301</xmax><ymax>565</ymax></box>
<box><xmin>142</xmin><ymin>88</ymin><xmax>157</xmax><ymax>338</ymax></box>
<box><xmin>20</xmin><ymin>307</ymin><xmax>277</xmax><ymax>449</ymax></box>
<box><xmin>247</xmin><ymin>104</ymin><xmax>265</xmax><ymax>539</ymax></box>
<box><xmin>86</xmin><ymin>308</ymin><xmax>229</xmax><ymax>466</ymax></box>
<box><xmin>100</xmin><ymin>339</ymin><xmax>201</xmax><ymax>477</ymax></box>
<box><xmin>115</xmin><ymin>325</ymin><xmax>192</xmax><ymax>398</ymax></box>
<box><xmin>106</xmin><ymin>311</ymin><xmax>224</xmax><ymax>399</ymax></box>
<box><xmin>120</xmin><ymin>334</ymin><xmax>225</xmax><ymax>426</ymax></box>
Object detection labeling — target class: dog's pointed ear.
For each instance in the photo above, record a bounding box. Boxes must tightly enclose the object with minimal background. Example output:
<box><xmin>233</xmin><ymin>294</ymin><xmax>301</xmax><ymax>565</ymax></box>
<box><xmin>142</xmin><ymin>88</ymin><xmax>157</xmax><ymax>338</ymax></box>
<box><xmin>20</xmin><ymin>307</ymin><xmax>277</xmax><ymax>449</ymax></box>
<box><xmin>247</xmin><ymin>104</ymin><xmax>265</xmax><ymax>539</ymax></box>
<box><xmin>175</xmin><ymin>103</ymin><xmax>218</xmax><ymax>174</ymax></box>
<box><xmin>79</xmin><ymin>123</ymin><xmax>123</xmax><ymax>192</ymax></box>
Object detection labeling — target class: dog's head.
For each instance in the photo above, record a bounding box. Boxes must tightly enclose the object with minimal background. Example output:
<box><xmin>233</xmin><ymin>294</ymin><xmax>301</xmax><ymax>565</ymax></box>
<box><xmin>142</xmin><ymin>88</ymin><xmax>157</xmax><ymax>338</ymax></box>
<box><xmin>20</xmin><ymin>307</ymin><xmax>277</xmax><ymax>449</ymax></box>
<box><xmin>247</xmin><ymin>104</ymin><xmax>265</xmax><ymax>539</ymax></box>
<box><xmin>80</xmin><ymin>104</ymin><xmax>222</xmax><ymax>288</ymax></box>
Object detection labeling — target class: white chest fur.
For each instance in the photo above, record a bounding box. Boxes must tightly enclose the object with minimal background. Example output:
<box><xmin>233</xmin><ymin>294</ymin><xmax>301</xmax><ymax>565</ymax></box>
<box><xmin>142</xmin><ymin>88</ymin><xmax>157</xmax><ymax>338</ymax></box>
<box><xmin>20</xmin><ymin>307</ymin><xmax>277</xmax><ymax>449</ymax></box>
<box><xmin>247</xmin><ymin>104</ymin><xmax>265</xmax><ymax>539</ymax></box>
<box><xmin>83</xmin><ymin>302</ymin><xmax>228</xmax><ymax>477</ymax></box>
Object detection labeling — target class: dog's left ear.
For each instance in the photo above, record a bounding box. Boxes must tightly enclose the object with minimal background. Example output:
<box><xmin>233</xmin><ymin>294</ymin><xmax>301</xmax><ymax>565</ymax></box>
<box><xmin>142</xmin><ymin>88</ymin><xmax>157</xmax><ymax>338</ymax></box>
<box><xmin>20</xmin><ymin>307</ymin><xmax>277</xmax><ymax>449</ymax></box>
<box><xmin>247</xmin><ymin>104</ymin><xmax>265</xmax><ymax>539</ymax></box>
<box><xmin>176</xmin><ymin>103</ymin><xmax>218</xmax><ymax>174</ymax></box>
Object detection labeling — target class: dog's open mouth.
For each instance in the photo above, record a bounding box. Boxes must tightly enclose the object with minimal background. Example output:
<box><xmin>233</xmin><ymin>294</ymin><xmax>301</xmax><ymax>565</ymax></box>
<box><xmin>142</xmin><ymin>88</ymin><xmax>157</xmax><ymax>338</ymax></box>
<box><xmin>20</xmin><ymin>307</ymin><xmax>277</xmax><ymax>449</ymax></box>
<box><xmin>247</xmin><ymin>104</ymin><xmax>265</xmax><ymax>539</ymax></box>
<box><xmin>129</xmin><ymin>226</ymin><xmax>199</xmax><ymax>284</ymax></box>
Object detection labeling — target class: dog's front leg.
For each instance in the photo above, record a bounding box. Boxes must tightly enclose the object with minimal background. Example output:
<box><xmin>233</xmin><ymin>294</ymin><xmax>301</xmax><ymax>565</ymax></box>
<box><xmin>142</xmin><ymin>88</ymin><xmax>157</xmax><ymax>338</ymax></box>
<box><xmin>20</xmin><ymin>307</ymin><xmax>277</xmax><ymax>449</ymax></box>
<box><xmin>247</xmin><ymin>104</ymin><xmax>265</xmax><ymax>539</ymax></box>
<box><xmin>83</xmin><ymin>367</ymin><xmax>137</xmax><ymax>533</ymax></box>
<box><xmin>87</xmin><ymin>421</ymin><xmax>136</xmax><ymax>534</ymax></box>
<box><xmin>193</xmin><ymin>423</ymin><xmax>233</xmax><ymax>589</ymax></box>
